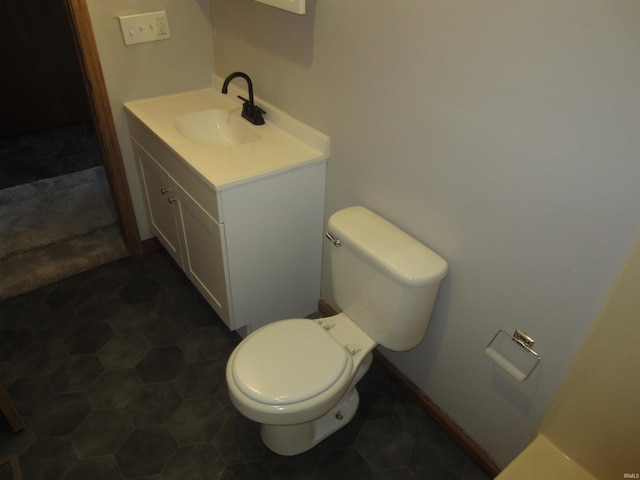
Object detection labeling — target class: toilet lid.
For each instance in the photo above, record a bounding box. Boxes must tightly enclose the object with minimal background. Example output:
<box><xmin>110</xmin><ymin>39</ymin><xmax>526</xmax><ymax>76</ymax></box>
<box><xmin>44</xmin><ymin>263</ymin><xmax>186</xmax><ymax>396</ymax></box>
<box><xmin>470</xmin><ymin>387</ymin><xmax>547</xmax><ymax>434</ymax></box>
<box><xmin>231</xmin><ymin>319</ymin><xmax>349</xmax><ymax>405</ymax></box>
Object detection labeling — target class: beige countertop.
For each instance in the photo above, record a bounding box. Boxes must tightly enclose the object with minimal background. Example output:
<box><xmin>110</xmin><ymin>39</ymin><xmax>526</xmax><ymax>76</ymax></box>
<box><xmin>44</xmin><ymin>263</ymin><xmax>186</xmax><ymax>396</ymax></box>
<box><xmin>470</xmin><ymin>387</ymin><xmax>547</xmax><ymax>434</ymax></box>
<box><xmin>124</xmin><ymin>85</ymin><xmax>329</xmax><ymax>191</ymax></box>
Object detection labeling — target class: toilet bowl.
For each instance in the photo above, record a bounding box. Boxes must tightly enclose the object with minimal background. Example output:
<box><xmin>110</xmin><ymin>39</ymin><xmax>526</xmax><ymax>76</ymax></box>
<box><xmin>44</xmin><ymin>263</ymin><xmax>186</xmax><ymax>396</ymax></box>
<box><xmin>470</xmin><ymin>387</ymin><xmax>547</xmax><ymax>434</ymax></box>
<box><xmin>226</xmin><ymin>206</ymin><xmax>448</xmax><ymax>455</ymax></box>
<box><xmin>227</xmin><ymin>314</ymin><xmax>376</xmax><ymax>454</ymax></box>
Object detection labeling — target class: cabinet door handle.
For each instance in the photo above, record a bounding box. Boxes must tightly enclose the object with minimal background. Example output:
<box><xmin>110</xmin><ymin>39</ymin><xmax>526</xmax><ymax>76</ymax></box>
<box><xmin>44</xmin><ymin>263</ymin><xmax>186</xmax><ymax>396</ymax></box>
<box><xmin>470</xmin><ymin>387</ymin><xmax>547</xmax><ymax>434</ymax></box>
<box><xmin>161</xmin><ymin>187</ymin><xmax>170</xmax><ymax>195</ymax></box>
<box><xmin>168</xmin><ymin>196</ymin><xmax>177</xmax><ymax>204</ymax></box>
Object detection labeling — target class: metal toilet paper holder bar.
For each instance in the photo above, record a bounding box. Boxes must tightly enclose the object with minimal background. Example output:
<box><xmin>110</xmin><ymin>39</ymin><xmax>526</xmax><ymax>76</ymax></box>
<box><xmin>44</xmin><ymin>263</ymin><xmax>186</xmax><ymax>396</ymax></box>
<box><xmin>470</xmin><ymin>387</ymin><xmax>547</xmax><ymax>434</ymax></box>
<box><xmin>485</xmin><ymin>329</ymin><xmax>541</xmax><ymax>382</ymax></box>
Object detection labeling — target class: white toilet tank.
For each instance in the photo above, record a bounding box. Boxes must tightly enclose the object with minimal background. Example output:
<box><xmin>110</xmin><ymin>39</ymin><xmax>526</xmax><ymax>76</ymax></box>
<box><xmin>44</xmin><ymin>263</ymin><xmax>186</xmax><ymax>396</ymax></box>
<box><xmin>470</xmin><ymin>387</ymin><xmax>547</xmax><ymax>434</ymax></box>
<box><xmin>327</xmin><ymin>206</ymin><xmax>448</xmax><ymax>351</ymax></box>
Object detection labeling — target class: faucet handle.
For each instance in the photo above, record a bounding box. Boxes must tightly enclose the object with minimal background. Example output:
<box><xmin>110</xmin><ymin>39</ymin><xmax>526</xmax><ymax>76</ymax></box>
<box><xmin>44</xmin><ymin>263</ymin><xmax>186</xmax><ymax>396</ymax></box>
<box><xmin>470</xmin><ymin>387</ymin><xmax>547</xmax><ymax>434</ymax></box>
<box><xmin>238</xmin><ymin>96</ymin><xmax>266</xmax><ymax>125</ymax></box>
<box><xmin>237</xmin><ymin>96</ymin><xmax>266</xmax><ymax>114</ymax></box>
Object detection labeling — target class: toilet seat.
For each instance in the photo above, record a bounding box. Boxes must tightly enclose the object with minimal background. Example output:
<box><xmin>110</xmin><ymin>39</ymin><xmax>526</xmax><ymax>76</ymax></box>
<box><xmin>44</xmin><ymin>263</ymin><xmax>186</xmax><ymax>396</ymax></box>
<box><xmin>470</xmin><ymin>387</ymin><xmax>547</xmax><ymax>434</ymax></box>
<box><xmin>231</xmin><ymin>319</ymin><xmax>349</xmax><ymax>405</ymax></box>
<box><xmin>226</xmin><ymin>317</ymin><xmax>363</xmax><ymax>425</ymax></box>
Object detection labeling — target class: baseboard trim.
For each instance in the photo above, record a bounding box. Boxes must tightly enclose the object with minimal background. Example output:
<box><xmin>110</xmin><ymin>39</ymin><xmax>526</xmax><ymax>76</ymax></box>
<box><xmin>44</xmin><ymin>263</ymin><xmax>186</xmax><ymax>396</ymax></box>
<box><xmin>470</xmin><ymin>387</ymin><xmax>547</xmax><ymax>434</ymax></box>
<box><xmin>141</xmin><ymin>237</ymin><xmax>163</xmax><ymax>254</ymax></box>
<box><xmin>318</xmin><ymin>298</ymin><xmax>501</xmax><ymax>478</ymax></box>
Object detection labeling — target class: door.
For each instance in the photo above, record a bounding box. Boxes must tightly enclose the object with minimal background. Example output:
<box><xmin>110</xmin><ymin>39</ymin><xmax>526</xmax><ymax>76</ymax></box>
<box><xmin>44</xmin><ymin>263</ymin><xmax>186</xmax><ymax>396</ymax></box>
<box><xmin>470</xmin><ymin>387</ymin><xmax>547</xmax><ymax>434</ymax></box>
<box><xmin>134</xmin><ymin>141</ymin><xmax>184</xmax><ymax>267</ymax></box>
<box><xmin>176</xmin><ymin>184</ymin><xmax>231</xmax><ymax>325</ymax></box>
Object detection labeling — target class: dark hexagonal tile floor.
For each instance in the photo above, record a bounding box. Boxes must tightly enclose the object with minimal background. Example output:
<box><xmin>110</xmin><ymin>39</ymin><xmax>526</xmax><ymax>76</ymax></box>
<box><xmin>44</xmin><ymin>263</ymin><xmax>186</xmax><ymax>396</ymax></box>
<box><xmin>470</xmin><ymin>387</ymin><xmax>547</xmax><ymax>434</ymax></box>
<box><xmin>119</xmin><ymin>277</ymin><xmax>161</xmax><ymax>304</ymax></box>
<box><xmin>115</xmin><ymin>425</ymin><xmax>178</xmax><ymax>477</ymax></box>
<box><xmin>0</xmin><ymin>251</ymin><xmax>491</xmax><ymax>480</ymax></box>
<box><xmin>126</xmin><ymin>383</ymin><xmax>183</xmax><ymax>426</ymax></box>
<box><xmin>98</xmin><ymin>333</ymin><xmax>150</xmax><ymax>370</ymax></box>
<box><xmin>135</xmin><ymin>346</ymin><xmax>186</xmax><ymax>383</ymax></box>
<box><xmin>85</xmin><ymin>368</ymin><xmax>141</xmax><ymax>410</ymax></box>
<box><xmin>64</xmin><ymin>321</ymin><xmax>113</xmax><ymax>354</ymax></box>
<box><xmin>71</xmin><ymin>409</ymin><xmax>134</xmax><ymax>458</ymax></box>
<box><xmin>30</xmin><ymin>392</ymin><xmax>91</xmax><ymax>437</ymax></box>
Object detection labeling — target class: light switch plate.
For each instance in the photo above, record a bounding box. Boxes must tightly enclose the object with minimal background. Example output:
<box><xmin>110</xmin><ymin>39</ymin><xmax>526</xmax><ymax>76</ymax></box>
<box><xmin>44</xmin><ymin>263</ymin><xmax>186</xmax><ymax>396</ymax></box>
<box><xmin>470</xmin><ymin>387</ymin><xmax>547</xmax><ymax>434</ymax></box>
<box><xmin>119</xmin><ymin>11</ymin><xmax>170</xmax><ymax>46</ymax></box>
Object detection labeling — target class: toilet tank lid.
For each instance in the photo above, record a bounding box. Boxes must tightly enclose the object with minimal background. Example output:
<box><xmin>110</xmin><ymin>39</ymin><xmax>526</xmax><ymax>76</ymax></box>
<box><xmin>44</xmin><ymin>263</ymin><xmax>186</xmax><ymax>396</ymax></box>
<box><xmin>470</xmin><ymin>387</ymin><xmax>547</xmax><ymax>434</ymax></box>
<box><xmin>328</xmin><ymin>206</ymin><xmax>448</xmax><ymax>286</ymax></box>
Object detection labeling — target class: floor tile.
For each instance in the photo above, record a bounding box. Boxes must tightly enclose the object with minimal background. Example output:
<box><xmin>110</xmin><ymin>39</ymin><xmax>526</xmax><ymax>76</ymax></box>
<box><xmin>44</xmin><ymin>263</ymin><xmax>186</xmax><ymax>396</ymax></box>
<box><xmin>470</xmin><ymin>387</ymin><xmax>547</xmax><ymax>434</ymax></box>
<box><xmin>48</xmin><ymin>354</ymin><xmax>104</xmax><ymax>393</ymax></box>
<box><xmin>71</xmin><ymin>408</ymin><xmax>133</xmax><ymax>458</ymax></box>
<box><xmin>126</xmin><ymin>383</ymin><xmax>183</xmax><ymax>426</ymax></box>
<box><xmin>61</xmin><ymin>456</ymin><xmax>124</xmax><ymax>480</ymax></box>
<box><xmin>30</xmin><ymin>310</ymin><xmax>80</xmax><ymax>341</ymax></box>
<box><xmin>160</xmin><ymin>443</ymin><xmax>226</xmax><ymax>480</ymax></box>
<box><xmin>115</xmin><ymin>425</ymin><xmax>178</xmax><ymax>477</ymax></box>
<box><xmin>0</xmin><ymin>424</ymin><xmax>35</xmax><ymax>458</ymax></box>
<box><xmin>0</xmin><ymin>329</ymin><xmax>32</xmax><ymax>361</ymax></box>
<box><xmin>98</xmin><ymin>333</ymin><xmax>150</xmax><ymax>370</ymax></box>
<box><xmin>119</xmin><ymin>277</ymin><xmax>161</xmax><ymax>304</ymax></box>
<box><xmin>76</xmin><ymin>291</ymin><xmax>126</xmax><ymax>323</ymax></box>
<box><xmin>30</xmin><ymin>392</ymin><xmax>91</xmax><ymax>437</ymax></box>
<box><xmin>220</xmin><ymin>462</ymin><xmax>270</xmax><ymax>480</ymax></box>
<box><xmin>213</xmin><ymin>415</ymin><xmax>267</xmax><ymax>465</ymax></box>
<box><xmin>143</xmin><ymin>316</ymin><xmax>193</xmax><ymax>348</ymax></box>
<box><xmin>86</xmin><ymin>368</ymin><xmax>142</xmax><ymax>409</ymax></box>
<box><xmin>13</xmin><ymin>339</ymin><xmax>67</xmax><ymax>377</ymax></box>
<box><xmin>168</xmin><ymin>397</ymin><xmax>226</xmax><ymax>444</ymax></box>
<box><xmin>408</xmin><ymin>435</ymin><xmax>466</xmax><ymax>479</ymax></box>
<box><xmin>64</xmin><ymin>321</ymin><xmax>113</xmax><ymax>354</ymax></box>
<box><xmin>179</xmin><ymin>326</ymin><xmax>233</xmax><ymax>361</ymax></box>
<box><xmin>135</xmin><ymin>347</ymin><xmax>186</xmax><ymax>383</ymax></box>
<box><xmin>85</xmin><ymin>263</ymin><xmax>131</xmax><ymax>293</ymax></box>
<box><xmin>373</xmin><ymin>466</ymin><xmax>421</xmax><ymax>480</ymax></box>
<box><xmin>261</xmin><ymin>448</ymin><xmax>321</xmax><ymax>480</ymax></box>
<box><xmin>357</xmin><ymin>373</ymin><xmax>402</xmax><ymax>421</ymax></box>
<box><xmin>0</xmin><ymin>252</ymin><xmax>492</xmax><ymax>480</ymax></box>
<box><xmin>105</xmin><ymin>303</ymin><xmax>158</xmax><ymax>334</ymax></box>
<box><xmin>19</xmin><ymin>437</ymin><xmax>77</xmax><ymax>480</ymax></box>
<box><xmin>151</xmin><ymin>284</ymin><xmax>204</xmax><ymax>319</ymax></box>
<box><xmin>393</xmin><ymin>396</ymin><xmax>443</xmax><ymax>439</ymax></box>
<box><xmin>314</xmin><ymin>448</ymin><xmax>373</xmax><ymax>480</ymax></box>
<box><xmin>44</xmin><ymin>280</ymin><xmax>91</xmax><ymax>311</ymax></box>
<box><xmin>355</xmin><ymin>417</ymin><xmax>414</xmax><ymax>470</ymax></box>
<box><xmin>0</xmin><ymin>295</ymin><xmax>49</xmax><ymax>330</ymax></box>
<box><xmin>6</xmin><ymin>376</ymin><xmax>52</xmax><ymax>417</ymax></box>
<box><xmin>172</xmin><ymin>357</ymin><xmax>226</xmax><ymax>399</ymax></box>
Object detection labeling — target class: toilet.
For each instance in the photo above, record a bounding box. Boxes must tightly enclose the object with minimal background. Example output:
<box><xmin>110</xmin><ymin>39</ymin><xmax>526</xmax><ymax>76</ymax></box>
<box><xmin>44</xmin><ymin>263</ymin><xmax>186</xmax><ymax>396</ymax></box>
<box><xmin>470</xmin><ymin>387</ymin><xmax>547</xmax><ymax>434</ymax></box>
<box><xmin>226</xmin><ymin>206</ymin><xmax>448</xmax><ymax>455</ymax></box>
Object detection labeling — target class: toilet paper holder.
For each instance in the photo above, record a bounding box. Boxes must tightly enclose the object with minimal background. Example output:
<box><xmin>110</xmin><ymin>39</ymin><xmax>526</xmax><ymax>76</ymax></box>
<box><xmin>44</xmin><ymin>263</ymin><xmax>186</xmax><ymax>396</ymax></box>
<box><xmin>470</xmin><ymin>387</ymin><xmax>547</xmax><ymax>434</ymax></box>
<box><xmin>485</xmin><ymin>329</ymin><xmax>541</xmax><ymax>382</ymax></box>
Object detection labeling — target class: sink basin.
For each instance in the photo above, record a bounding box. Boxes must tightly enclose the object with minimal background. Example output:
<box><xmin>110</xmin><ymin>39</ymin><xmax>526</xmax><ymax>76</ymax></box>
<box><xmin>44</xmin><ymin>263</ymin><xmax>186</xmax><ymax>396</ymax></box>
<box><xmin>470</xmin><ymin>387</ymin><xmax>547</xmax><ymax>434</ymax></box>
<box><xmin>174</xmin><ymin>109</ymin><xmax>260</xmax><ymax>147</ymax></box>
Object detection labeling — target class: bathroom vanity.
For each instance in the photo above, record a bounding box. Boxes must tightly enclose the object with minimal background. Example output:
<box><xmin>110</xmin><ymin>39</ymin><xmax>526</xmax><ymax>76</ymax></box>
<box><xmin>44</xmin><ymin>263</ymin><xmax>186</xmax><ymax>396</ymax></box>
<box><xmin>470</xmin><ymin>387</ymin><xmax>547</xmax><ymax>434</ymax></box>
<box><xmin>124</xmin><ymin>85</ymin><xmax>329</xmax><ymax>332</ymax></box>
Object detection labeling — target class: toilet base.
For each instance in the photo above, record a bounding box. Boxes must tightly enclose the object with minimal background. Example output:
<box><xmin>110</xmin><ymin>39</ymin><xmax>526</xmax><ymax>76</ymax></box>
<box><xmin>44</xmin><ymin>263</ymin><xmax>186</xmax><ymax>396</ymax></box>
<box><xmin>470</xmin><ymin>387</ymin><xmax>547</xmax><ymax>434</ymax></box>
<box><xmin>261</xmin><ymin>387</ymin><xmax>360</xmax><ymax>456</ymax></box>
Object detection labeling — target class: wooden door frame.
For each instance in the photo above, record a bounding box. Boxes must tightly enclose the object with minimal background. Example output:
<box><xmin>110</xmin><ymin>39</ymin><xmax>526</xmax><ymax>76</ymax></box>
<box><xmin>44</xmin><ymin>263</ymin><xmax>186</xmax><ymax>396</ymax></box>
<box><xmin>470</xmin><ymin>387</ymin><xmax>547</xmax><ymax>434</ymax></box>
<box><xmin>65</xmin><ymin>0</ymin><xmax>143</xmax><ymax>254</ymax></box>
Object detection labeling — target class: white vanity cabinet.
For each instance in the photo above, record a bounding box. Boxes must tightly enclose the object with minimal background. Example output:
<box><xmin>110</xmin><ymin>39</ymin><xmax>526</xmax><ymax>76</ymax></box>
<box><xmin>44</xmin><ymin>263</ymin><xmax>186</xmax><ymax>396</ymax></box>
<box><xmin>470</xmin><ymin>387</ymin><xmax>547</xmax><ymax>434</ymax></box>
<box><xmin>132</xmin><ymin>135</ymin><xmax>232</xmax><ymax>322</ymax></box>
<box><xmin>175</xmin><ymin>182</ymin><xmax>230</xmax><ymax>323</ymax></box>
<box><xmin>135</xmin><ymin>142</ymin><xmax>184</xmax><ymax>267</ymax></box>
<box><xmin>126</xmin><ymin>110</ymin><xmax>327</xmax><ymax>332</ymax></box>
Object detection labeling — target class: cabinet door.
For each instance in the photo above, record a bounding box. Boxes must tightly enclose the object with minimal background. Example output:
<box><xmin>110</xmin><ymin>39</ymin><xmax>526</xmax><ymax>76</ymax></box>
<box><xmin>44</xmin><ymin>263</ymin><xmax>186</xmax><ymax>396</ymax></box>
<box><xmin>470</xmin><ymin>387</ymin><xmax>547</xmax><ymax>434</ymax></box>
<box><xmin>134</xmin><ymin>142</ymin><xmax>184</xmax><ymax>267</ymax></box>
<box><xmin>176</xmin><ymin>184</ymin><xmax>231</xmax><ymax>325</ymax></box>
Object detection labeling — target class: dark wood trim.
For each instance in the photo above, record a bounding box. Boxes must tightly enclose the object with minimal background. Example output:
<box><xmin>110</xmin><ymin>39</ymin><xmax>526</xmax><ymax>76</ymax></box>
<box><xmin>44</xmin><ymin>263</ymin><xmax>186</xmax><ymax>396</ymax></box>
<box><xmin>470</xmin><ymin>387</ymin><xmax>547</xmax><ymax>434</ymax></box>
<box><xmin>64</xmin><ymin>0</ymin><xmax>143</xmax><ymax>255</ymax></box>
<box><xmin>0</xmin><ymin>384</ymin><xmax>25</xmax><ymax>432</ymax></box>
<box><xmin>141</xmin><ymin>237</ymin><xmax>164</xmax><ymax>254</ymax></box>
<box><xmin>318</xmin><ymin>298</ymin><xmax>501</xmax><ymax>478</ymax></box>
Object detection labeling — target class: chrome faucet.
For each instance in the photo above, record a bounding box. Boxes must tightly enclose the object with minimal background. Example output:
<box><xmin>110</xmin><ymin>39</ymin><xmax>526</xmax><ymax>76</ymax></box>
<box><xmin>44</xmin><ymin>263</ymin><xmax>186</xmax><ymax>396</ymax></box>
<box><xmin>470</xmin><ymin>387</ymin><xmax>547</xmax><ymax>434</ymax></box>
<box><xmin>221</xmin><ymin>72</ymin><xmax>266</xmax><ymax>125</ymax></box>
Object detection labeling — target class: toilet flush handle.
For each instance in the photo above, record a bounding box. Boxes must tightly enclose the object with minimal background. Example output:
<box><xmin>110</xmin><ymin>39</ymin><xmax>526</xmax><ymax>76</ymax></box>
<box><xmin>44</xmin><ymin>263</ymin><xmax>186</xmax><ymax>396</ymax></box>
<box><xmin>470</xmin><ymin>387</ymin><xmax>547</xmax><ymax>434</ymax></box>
<box><xmin>325</xmin><ymin>232</ymin><xmax>341</xmax><ymax>247</ymax></box>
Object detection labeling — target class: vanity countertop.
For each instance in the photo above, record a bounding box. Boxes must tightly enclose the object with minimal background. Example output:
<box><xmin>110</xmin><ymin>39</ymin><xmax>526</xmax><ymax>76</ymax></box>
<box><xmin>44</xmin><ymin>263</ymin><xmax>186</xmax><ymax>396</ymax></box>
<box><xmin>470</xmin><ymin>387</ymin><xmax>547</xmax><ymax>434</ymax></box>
<box><xmin>124</xmin><ymin>86</ymin><xmax>329</xmax><ymax>191</ymax></box>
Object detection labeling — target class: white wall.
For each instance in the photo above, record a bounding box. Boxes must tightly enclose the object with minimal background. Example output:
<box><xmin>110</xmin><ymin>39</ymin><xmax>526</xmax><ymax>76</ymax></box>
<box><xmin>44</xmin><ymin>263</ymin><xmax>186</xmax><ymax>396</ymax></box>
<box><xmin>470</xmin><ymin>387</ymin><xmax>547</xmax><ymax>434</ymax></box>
<box><xmin>86</xmin><ymin>0</ymin><xmax>215</xmax><ymax>239</ymax></box>
<box><xmin>210</xmin><ymin>0</ymin><xmax>640</xmax><ymax>467</ymax></box>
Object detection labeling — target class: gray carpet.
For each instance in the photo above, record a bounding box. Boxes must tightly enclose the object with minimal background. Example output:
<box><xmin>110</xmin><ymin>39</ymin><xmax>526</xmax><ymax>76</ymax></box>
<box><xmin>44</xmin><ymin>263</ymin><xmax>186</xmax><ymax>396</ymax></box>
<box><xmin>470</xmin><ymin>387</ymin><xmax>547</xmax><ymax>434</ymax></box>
<box><xmin>0</xmin><ymin>122</ymin><xmax>102</xmax><ymax>190</ymax></box>
<box><xmin>0</xmin><ymin>167</ymin><xmax>128</xmax><ymax>300</ymax></box>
